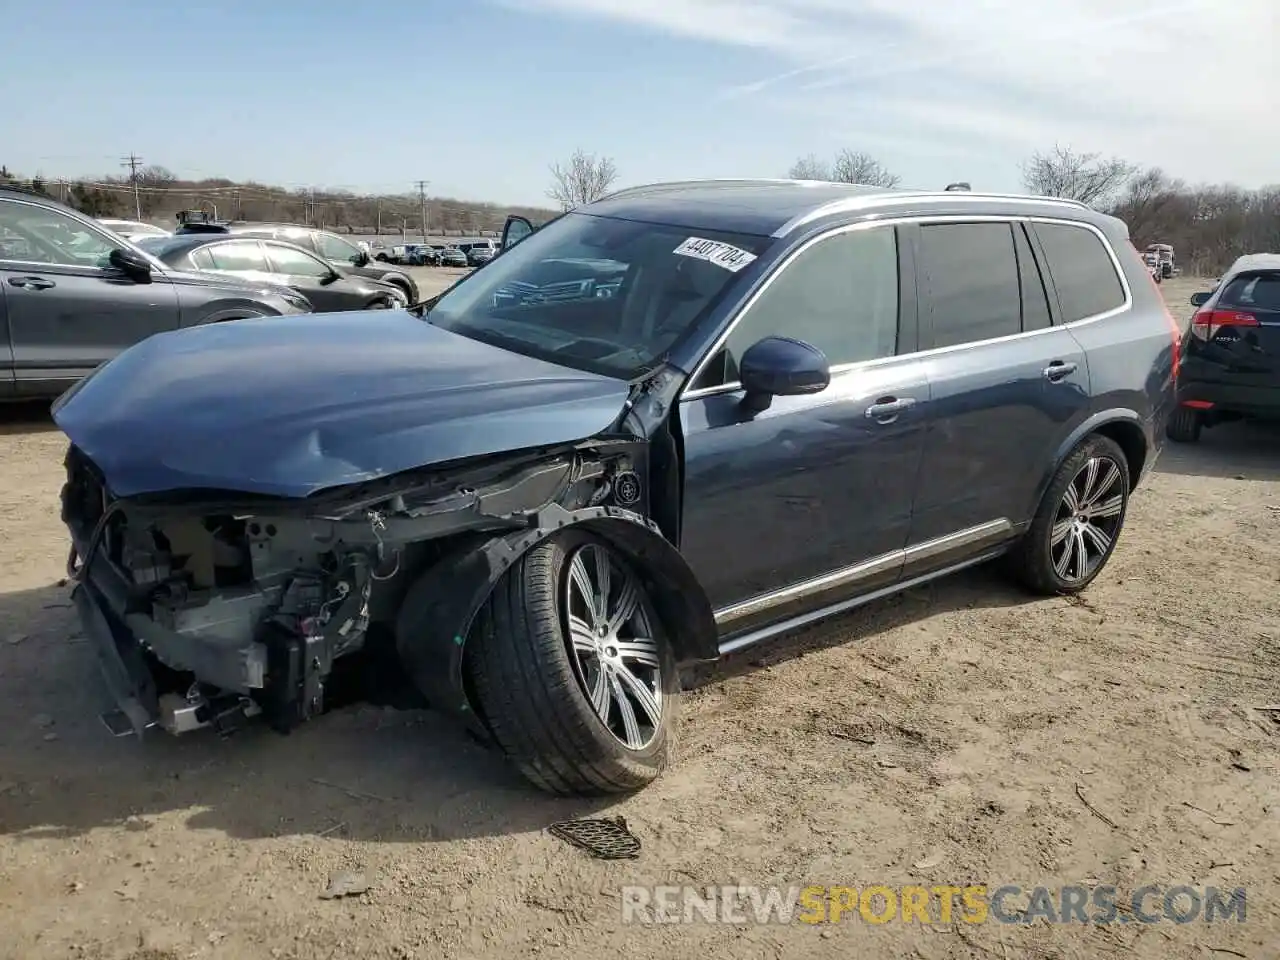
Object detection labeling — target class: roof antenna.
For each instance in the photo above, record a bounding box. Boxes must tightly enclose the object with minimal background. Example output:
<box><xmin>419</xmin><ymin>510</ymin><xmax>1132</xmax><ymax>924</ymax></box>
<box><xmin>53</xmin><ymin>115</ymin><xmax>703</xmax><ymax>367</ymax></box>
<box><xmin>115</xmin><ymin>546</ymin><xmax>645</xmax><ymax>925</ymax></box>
<box><xmin>944</xmin><ymin>182</ymin><xmax>971</xmax><ymax>192</ymax></box>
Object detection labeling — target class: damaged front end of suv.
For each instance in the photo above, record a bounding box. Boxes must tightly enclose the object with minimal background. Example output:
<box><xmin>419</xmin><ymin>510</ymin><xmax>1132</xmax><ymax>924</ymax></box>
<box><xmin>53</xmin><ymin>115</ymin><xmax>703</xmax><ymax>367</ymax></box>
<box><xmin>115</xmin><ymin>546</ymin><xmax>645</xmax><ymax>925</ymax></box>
<box><xmin>59</xmin><ymin>367</ymin><xmax>717</xmax><ymax>755</ymax></box>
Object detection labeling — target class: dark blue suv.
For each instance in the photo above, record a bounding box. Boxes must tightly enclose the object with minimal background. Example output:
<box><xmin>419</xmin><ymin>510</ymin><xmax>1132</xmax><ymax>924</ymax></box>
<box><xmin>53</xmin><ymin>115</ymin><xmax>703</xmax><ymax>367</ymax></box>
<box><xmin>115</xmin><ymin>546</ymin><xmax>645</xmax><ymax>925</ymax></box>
<box><xmin>54</xmin><ymin>180</ymin><xmax>1178</xmax><ymax>795</ymax></box>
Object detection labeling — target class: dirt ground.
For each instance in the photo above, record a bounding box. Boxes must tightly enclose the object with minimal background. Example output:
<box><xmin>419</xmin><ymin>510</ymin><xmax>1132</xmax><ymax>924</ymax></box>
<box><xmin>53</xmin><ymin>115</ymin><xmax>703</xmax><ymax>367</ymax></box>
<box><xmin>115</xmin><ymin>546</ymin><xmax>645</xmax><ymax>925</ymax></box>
<box><xmin>0</xmin><ymin>276</ymin><xmax>1276</xmax><ymax>960</ymax></box>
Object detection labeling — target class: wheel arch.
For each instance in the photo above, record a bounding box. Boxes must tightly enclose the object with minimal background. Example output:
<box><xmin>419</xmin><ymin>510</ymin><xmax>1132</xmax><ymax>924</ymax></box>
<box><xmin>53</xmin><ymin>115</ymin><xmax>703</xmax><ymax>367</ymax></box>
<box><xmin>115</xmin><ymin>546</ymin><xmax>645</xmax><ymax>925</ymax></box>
<box><xmin>394</xmin><ymin>505</ymin><xmax>719</xmax><ymax>733</ymax></box>
<box><xmin>1028</xmin><ymin>410</ymin><xmax>1149</xmax><ymax>521</ymax></box>
<box><xmin>380</xmin><ymin>271</ymin><xmax>416</xmax><ymax>300</ymax></box>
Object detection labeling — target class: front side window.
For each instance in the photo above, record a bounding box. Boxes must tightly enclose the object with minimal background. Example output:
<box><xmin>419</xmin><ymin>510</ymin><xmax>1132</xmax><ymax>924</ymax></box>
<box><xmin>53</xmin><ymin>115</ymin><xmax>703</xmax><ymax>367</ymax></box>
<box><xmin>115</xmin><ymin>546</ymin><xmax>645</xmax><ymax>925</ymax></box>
<box><xmin>694</xmin><ymin>225</ymin><xmax>900</xmax><ymax>390</ymax></box>
<box><xmin>424</xmin><ymin>212</ymin><xmax>772</xmax><ymax>379</ymax></box>
<box><xmin>0</xmin><ymin>200</ymin><xmax>118</xmax><ymax>267</ymax></box>
<box><xmin>1035</xmin><ymin>222</ymin><xmax>1126</xmax><ymax>323</ymax></box>
<box><xmin>206</xmin><ymin>240</ymin><xmax>271</xmax><ymax>273</ymax></box>
<box><xmin>919</xmin><ymin>222</ymin><xmax>1021</xmax><ymax>349</ymax></box>
<box><xmin>264</xmin><ymin>243</ymin><xmax>332</xmax><ymax>278</ymax></box>
<box><xmin>314</xmin><ymin>231</ymin><xmax>362</xmax><ymax>263</ymax></box>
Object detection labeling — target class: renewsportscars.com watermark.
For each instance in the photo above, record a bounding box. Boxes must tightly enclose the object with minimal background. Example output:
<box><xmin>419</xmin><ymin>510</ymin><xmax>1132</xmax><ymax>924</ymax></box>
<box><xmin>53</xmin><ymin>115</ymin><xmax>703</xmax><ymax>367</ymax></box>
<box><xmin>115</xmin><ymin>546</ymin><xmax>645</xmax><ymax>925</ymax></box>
<box><xmin>620</xmin><ymin>885</ymin><xmax>1247</xmax><ymax>926</ymax></box>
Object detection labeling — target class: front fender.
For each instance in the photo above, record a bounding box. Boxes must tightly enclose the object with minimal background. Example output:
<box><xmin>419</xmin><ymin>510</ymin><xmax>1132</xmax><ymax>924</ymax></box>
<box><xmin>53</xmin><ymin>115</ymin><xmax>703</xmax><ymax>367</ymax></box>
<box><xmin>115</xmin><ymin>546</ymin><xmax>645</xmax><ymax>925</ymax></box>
<box><xmin>394</xmin><ymin>504</ymin><xmax>719</xmax><ymax>733</ymax></box>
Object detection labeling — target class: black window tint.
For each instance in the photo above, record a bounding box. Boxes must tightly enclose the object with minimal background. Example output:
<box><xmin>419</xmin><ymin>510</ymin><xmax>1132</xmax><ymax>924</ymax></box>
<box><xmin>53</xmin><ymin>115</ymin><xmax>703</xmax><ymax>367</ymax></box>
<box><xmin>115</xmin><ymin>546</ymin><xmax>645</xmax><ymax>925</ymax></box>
<box><xmin>1014</xmin><ymin>223</ymin><xmax>1052</xmax><ymax>332</ymax></box>
<box><xmin>1035</xmin><ymin>223</ymin><xmax>1125</xmax><ymax>323</ymax></box>
<box><xmin>265</xmin><ymin>243</ymin><xmax>331</xmax><ymax>278</ymax></box>
<box><xmin>720</xmin><ymin>226</ymin><xmax>899</xmax><ymax>378</ymax></box>
<box><xmin>1219</xmin><ymin>272</ymin><xmax>1280</xmax><ymax>311</ymax></box>
<box><xmin>207</xmin><ymin>240</ymin><xmax>269</xmax><ymax>272</ymax></box>
<box><xmin>919</xmin><ymin>222</ymin><xmax>1020</xmax><ymax>348</ymax></box>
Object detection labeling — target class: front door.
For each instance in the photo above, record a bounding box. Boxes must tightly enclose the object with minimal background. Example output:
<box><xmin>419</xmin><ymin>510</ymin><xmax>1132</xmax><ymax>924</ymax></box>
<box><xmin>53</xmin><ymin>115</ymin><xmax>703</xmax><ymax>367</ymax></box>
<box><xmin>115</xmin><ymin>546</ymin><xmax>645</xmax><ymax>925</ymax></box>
<box><xmin>260</xmin><ymin>242</ymin><xmax>354</xmax><ymax>312</ymax></box>
<box><xmin>905</xmin><ymin>219</ymin><xmax>1092</xmax><ymax>566</ymax></box>
<box><xmin>0</xmin><ymin>196</ymin><xmax>179</xmax><ymax>394</ymax></box>
<box><xmin>678</xmin><ymin>222</ymin><xmax>927</xmax><ymax>634</ymax></box>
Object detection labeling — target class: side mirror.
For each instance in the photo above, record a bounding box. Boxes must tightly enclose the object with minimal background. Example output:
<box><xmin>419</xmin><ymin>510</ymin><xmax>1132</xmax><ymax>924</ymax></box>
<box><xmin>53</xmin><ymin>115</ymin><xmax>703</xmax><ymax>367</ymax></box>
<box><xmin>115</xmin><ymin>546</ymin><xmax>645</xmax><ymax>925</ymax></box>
<box><xmin>738</xmin><ymin>336</ymin><xmax>831</xmax><ymax>412</ymax></box>
<box><xmin>502</xmin><ymin>215</ymin><xmax>534</xmax><ymax>250</ymax></box>
<box><xmin>354</xmin><ymin>251</ymin><xmax>370</xmax><ymax>267</ymax></box>
<box><xmin>108</xmin><ymin>247</ymin><xmax>153</xmax><ymax>282</ymax></box>
<box><xmin>320</xmin><ymin>268</ymin><xmax>341</xmax><ymax>285</ymax></box>
<box><xmin>1190</xmin><ymin>291</ymin><xmax>1211</xmax><ymax>307</ymax></box>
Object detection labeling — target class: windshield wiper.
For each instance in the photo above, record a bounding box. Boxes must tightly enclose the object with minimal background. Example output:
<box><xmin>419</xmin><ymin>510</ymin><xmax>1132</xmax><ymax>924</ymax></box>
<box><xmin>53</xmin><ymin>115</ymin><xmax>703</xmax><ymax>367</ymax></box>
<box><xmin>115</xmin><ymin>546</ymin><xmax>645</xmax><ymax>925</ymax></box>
<box><xmin>406</xmin><ymin>292</ymin><xmax>444</xmax><ymax>317</ymax></box>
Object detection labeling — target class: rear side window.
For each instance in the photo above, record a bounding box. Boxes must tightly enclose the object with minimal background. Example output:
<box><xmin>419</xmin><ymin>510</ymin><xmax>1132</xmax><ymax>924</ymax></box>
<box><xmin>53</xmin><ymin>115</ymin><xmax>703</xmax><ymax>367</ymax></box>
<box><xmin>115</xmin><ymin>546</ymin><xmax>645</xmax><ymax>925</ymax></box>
<box><xmin>1219</xmin><ymin>271</ymin><xmax>1280</xmax><ymax>311</ymax></box>
<box><xmin>207</xmin><ymin>240</ymin><xmax>269</xmax><ymax>272</ymax></box>
<box><xmin>918</xmin><ymin>222</ymin><xmax>1021</xmax><ymax>349</ymax></box>
<box><xmin>1034</xmin><ymin>223</ymin><xmax>1126</xmax><ymax>323</ymax></box>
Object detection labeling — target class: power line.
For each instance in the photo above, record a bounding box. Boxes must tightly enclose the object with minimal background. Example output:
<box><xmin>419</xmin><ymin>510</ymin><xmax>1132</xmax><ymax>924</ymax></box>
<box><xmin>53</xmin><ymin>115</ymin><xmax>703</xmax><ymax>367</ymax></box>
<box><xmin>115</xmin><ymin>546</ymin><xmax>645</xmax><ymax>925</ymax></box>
<box><xmin>120</xmin><ymin>154</ymin><xmax>143</xmax><ymax>219</ymax></box>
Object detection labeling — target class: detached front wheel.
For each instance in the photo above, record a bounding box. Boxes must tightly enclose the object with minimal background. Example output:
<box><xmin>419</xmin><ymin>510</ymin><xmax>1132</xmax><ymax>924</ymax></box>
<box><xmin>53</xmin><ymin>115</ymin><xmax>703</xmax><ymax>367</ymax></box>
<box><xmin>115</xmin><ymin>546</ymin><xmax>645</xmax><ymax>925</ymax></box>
<box><xmin>466</xmin><ymin>531</ymin><xmax>678</xmax><ymax>796</ymax></box>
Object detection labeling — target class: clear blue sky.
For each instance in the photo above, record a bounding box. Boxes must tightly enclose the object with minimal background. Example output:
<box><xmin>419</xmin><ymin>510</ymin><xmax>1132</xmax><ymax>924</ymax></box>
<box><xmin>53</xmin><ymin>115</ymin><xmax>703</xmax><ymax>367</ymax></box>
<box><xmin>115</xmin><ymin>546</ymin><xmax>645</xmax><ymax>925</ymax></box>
<box><xmin>2</xmin><ymin>0</ymin><xmax>1273</xmax><ymax>207</ymax></box>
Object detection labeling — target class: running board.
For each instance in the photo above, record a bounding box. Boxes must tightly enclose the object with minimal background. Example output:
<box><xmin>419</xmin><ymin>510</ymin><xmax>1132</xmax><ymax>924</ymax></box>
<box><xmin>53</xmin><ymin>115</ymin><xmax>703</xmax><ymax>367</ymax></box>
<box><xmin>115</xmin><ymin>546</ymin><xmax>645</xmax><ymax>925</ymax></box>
<box><xmin>717</xmin><ymin>548</ymin><xmax>1006</xmax><ymax>657</ymax></box>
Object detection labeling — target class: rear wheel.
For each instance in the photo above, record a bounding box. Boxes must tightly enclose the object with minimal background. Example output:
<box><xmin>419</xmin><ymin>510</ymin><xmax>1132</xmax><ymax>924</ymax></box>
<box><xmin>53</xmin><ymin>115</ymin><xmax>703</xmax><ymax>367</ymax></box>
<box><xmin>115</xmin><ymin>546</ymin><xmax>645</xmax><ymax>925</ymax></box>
<box><xmin>1166</xmin><ymin>405</ymin><xmax>1202</xmax><ymax>443</ymax></box>
<box><xmin>1007</xmin><ymin>434</ymin><xmax>1130</xmax><ymax>596</ymax></box>
<box><xmin>365</xmin><ymin>297</ymin><xmax>394</xmax><ymax>310</ymax></box>
<box><xmin>465</xmin><ymin>530</ymin><xmax>678</xmax><ymax>796</ymax></box>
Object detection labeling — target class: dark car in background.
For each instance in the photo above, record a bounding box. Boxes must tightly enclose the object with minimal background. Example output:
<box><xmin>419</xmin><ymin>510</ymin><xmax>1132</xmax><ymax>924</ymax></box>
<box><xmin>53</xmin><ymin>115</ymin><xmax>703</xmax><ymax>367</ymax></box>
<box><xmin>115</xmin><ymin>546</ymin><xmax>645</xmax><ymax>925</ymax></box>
<box><xmin>439</xmin><ymin>246</ymin><xmax>468</xmax><ymax>268</ymax></box>
<box><xmin>0</xmin><ymin>188</ymin><xmax>310</xmax><ymax>399</ymax></box>
<box><xmin>1167</xmin><ymin>253</ymin><xmax>1280</xmax><ymax>442</ymax></box>
<box><xmin>55</xmin><ymin>180</ymin><xmax>1175</xmax><ymax>797</ymax></box>
<box><xmin>137</xmin><ymin>234</ymin><xmax>407</xmax><ymax>313</ymax></box>
<box><xmin>175</xmin><ymin>222</ymin><xmax>419</xmax><ymax>303</ymax></box>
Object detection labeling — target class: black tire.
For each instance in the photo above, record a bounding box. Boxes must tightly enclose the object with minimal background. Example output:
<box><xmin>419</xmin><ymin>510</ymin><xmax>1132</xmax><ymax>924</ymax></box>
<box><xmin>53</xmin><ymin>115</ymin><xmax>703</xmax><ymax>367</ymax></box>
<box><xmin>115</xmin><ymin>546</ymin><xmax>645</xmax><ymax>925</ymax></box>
<box><xmin>463</xmin><ymin>530</ymin><xmax>679</xmax><ymax>796</ymax></box>
<box><xmin>1006</xmin><ymin>434</ymin><xmax>1130</xmax><ymax>596</ymax></box>
<box><xmin>1165</xmin><ymin>405</ymin><xmax>1202</xmax><ymax>443</ymax></box>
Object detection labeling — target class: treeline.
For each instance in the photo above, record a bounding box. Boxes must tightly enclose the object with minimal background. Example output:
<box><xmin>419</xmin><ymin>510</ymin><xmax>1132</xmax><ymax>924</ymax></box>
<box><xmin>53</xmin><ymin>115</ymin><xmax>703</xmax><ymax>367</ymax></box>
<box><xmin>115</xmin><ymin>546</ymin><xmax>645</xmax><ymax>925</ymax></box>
<box><xmin>792</xmin><ymin>145</ymin><xmax>1280</xmax><ymax>276</ymax></box>
<box><xmin>0</xmin><ymin>164</ymin><xmax>558</xmax><ymax>236</ymax></box>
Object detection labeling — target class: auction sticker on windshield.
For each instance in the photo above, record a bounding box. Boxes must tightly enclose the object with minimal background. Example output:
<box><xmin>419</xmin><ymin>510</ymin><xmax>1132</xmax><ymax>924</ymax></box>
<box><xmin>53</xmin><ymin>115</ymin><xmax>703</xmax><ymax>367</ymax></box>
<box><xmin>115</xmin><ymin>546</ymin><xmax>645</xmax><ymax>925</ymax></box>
<box><xmin>673</xmin><ymin>237</ymin><xmax>757</xmax><ymax>273</ymax></box>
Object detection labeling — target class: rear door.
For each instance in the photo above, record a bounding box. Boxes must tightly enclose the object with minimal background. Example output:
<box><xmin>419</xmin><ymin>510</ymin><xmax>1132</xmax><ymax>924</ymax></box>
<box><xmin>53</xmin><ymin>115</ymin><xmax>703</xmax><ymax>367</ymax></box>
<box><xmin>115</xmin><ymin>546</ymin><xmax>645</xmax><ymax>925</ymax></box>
<box><xmin>905</xmin><ymin>219</ymin><xmax>1091</xmax><ymax>563</ymax></box>
<box><xmin>0</xmin><ymin>196</ymin><xmax>180</xmax><ymax>394</ymax></box>
<box><xmin>0</xmin><ymin>279</ymin><xmax>14</xmax><ymax>397</ymax></box>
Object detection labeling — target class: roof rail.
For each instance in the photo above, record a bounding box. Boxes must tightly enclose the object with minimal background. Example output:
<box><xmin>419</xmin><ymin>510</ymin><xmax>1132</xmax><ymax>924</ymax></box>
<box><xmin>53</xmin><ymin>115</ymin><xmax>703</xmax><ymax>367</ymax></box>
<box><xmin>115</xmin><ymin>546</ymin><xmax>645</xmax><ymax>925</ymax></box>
<box><xmin>598</xmin><ymin>177</ymin><xmax>847</xmax><ymax>202</ymax></box>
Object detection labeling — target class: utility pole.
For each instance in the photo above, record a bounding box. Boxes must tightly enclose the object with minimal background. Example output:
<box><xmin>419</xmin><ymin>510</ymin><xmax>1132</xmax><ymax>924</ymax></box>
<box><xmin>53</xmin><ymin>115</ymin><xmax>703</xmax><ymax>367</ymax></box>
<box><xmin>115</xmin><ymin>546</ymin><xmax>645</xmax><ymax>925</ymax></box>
<box><xmin>414</xmin><ymin>180</ymin><xmax>429</xmax><ymax>241</ymax></box>
<box><xmin>375</xmin><ymin>198</ymin><xmax>383</xmax><ymax>236</ymax></box>
<box><xmin>121</xmin><ymin>154</ymin><xmax>143</xmax><ymax>219</ymax></box>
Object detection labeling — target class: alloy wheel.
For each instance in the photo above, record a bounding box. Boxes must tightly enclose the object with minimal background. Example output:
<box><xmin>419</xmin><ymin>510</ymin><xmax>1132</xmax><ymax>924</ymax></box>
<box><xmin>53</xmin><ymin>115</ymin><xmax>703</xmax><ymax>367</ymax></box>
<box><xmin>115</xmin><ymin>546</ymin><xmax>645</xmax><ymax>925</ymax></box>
<box><xmin>561</xmin><ymin>543</ymin><xmax>663</xmax><ymax>750</ymax></box>
<box><xmin>1050</xmin><ymin>456</ymin><xmax>1125</xmax><ymax>583</ymax></box>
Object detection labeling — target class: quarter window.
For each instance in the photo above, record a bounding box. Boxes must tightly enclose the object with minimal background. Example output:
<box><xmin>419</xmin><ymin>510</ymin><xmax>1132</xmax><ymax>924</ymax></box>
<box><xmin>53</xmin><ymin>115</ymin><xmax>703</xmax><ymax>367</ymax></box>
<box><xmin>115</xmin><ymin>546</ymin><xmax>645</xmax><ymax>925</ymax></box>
<box><xmin>1034</xmin><ymin>222</ymin><xmax>1126</xmax><ymax>323</ymax></box>
<box><xmin>918</xmin><ymin>222</ymin><xmax>1021</xmax><ymax>349</ymax></box>
<box><xmin>1014</xmin><ymin>223</ymin><xmax>1053</xmax><ymax>332</ymax></box>
<box><xmin>206</xmin><ymin>240</ymin><xmax>271</xmax><ymax>272</ymax></box>
<box><xmin>705</xmin><ymin>225</ymin><xmax>899</xmax><ymax>387</ymax></box>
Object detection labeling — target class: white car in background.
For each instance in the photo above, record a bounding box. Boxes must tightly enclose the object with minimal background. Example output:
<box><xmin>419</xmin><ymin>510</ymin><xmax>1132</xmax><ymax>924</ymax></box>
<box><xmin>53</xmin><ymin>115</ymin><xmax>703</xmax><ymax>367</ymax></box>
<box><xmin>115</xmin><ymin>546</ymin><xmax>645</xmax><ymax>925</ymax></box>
<box><xmin>97</xmin><ymin>218</ymin><xmax>172</xmax><ymax>243</ymax></box>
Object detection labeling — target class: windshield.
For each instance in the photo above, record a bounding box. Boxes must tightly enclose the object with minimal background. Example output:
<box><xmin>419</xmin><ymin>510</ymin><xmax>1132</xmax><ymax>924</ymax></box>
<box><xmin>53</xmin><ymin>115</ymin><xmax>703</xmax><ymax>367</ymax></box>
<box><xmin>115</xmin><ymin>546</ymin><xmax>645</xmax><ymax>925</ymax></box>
<box><xmin>134</xmin><ymin>235</ymin><xmax>177</xmax><ymax>255</ymax></box>
<box><xmin>425</xmin><ymin>212</ymin><xmax>771</xmax><ymax>379</ymax></box>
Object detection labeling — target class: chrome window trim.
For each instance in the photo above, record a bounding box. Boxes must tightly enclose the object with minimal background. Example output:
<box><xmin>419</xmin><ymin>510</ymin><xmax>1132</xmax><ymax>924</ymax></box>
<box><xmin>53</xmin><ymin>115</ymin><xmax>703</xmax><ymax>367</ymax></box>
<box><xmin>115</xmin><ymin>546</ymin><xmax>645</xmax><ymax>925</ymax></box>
<box><xmin>680</xmin><ymin>213</ymin><xmax>1131</xmax><ymax>404</ymax></box>
<box><xmin>773</xmin><ymin>192</ymin><xmax>1089</xmax><ymax>237</ymax></box>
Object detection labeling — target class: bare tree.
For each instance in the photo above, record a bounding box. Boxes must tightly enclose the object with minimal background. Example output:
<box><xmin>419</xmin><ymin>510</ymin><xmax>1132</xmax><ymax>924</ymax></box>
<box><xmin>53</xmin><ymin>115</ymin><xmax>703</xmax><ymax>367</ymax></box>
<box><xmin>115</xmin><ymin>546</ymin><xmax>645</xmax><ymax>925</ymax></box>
<box><xmin>787</xmin><ymin>153</ymin><xmax>831</xmax><ymax>180</ymax></box>
<box><xmin>547</xmin><ymin>149</ymin><xmax>619</xmax><ymax>211</ymax></box>
<box><xmin>136</xmin><ymin>164</ymin><xmax>177</xmax><ymax>217</ymax></box>
<box><xmin>1021</xmin><ymin>144</ymin><xmax>1135</xmax><ymax>208</ymax></box>
<box><xmin>787</xmin><ymin>149</ymin><xmax>900</xmax><ymax>187</ymax></box>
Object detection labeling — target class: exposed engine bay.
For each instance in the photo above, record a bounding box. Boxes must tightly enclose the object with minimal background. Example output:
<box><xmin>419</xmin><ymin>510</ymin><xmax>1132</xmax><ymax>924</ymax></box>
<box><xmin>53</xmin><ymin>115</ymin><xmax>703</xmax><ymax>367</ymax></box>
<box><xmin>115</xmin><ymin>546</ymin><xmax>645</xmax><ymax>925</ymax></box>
<box><xmin>61</xmin><ymin>436</ymin><xmax>661</xmax><ymax>739</ymax></box>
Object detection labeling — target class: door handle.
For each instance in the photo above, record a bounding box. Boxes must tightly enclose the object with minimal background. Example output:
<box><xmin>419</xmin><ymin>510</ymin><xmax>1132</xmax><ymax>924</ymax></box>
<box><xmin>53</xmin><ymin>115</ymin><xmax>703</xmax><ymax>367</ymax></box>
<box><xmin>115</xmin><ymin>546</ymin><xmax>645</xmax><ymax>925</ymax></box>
<box><xmin>8</xmin><ymin>276</ymin><xmax>56</xmax><ymax>290</ymax></box>
<box><xmin>865</xmin><ymin>396</ymin><xmax>917</xmax><ymax>422</ymax></box>
<box><xmin>1043</xmin><ymin>360</ymin><xmax>1078</xmax><ymax>382</ymax></box>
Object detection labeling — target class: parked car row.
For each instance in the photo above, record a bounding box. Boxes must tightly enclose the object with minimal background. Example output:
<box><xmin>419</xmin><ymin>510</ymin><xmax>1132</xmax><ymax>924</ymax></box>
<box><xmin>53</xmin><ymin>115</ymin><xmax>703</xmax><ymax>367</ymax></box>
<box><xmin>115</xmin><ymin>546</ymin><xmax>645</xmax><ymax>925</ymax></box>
<box><xmin>374</xmin><ymin>238</ymin><xmax>496</xmax><ymax>268</ymax></box>
<box><xmin>0</xmin><ymin>188</ymin><xmax>311</xmax><ymax>399</ymax></box>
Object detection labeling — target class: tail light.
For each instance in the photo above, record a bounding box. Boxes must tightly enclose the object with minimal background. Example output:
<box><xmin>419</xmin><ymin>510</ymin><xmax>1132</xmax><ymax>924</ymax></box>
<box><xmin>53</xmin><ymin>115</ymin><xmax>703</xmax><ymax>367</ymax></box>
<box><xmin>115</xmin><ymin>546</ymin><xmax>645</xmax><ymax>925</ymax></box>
<box><xmin>1190</xmin><ymin>308</ymin><xmax>1258</xmax><ymax>342</ymax></box>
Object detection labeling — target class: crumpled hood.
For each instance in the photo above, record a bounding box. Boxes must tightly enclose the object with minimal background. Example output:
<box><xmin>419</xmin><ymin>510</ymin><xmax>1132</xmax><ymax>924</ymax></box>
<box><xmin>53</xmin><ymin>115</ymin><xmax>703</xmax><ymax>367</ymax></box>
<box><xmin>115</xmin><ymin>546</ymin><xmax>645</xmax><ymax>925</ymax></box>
<box><xmin>53</xmin><ymin>311</ymin><xmax>631</xmax><ymax>498</ymax></box>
